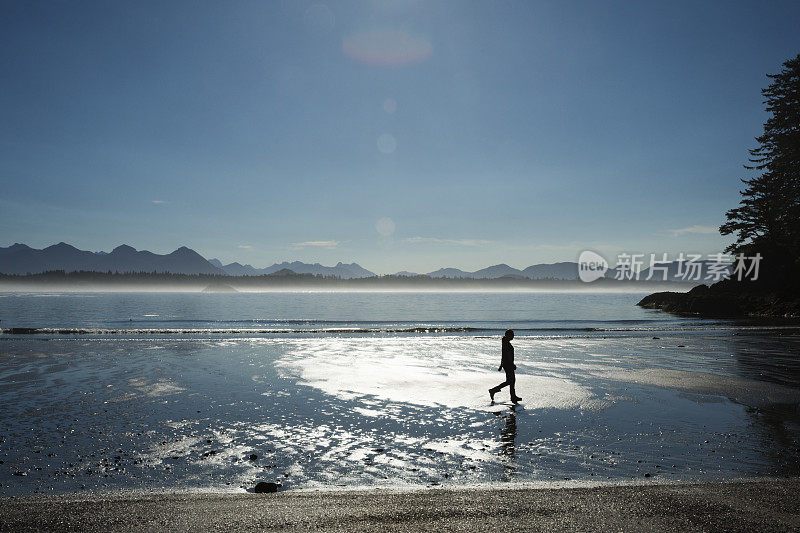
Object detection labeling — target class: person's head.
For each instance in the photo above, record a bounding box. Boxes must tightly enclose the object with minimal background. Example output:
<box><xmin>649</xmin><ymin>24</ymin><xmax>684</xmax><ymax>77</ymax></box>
<box><xmin>504</xmin><ymin>329</ymin><xmax>514</xmax><ymax>340</ymax></box>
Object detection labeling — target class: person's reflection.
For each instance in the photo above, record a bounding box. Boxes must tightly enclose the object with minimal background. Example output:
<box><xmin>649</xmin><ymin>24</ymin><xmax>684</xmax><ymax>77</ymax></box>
<box><xmin>500</xmin><ymin>409</ymin><xmax>517</xmax><ymax>479</ymax></box>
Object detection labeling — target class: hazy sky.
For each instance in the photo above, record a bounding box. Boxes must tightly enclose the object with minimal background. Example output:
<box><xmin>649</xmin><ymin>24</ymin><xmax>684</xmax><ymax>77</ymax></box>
<box><xmin>1</xmin><ymin>1</ymin><xmax>799</xmax><ymax>273</ymax></box>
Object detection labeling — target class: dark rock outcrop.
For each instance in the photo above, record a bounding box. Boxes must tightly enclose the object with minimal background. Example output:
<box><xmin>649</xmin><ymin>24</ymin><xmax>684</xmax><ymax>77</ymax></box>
<box><xmin>638</xmin><ymin>281</ymin><xmax>800</xmax><ymax>318</ymax></box>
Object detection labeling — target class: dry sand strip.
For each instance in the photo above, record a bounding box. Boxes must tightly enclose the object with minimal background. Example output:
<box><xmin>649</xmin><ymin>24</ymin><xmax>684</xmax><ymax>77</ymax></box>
<box><xmin>1</xmin><ymin>479</ymin><xmax>799</xmax><ymax>532</ymax></box>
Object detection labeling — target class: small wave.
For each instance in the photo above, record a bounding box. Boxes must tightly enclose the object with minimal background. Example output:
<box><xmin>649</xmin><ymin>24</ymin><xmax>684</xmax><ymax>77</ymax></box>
<box><xmin>2</xmin><ymin>325</ymin><xmax>799</xmax><ymax>336</ymax></box>
<box><xmin>0</xmin><ymin>326</ymin><xmax>481</xmax><ymax>335</ymax></box>
<box><xmin>105</xmin><ymin>318</ymin><xmax>661</xmax><ymax>325</ymax></box>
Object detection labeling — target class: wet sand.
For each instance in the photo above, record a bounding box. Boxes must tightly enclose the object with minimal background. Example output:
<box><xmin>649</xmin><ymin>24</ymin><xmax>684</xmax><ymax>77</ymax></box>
<box><xmin>1</xmin><ymin>479</ymin><xmax>798</xmax><ymax>532</ymax></box>
<box><xmin>3</xmin><ymin>334</ymin><xmax>800</xmax><ymax>495</ymax></box>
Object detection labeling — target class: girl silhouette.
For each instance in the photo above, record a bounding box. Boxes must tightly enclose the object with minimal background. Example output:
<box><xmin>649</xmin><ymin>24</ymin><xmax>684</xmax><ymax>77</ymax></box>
<box><xmin>489</xmin><ymin>329</ymin><xmax>522</xmax><ymax>404</ymax></box>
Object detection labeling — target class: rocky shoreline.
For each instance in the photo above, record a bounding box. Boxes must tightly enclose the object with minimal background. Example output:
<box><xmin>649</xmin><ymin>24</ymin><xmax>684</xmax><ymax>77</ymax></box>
<box><xmin>637</xmin><ymin>282</ymin><xmax>800</xmax><ymax>318</ymax></box>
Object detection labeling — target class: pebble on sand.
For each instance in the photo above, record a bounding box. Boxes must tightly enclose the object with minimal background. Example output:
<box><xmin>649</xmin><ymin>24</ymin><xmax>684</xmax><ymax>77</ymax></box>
<box><xmin>254</xmin><ymin>481</ymin><xmax>280</xmax><ymax>493</ymax></box>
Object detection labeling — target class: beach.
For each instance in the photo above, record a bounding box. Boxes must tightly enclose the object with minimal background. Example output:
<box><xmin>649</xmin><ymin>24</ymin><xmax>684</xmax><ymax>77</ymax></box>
<box><xmin>1</xmin><ymin>291</ymin><xmax>799</xmax><ymax>531</ymax></box>
<box><xmin>1</xmin><ymin>479</ymin><xmax>799</xmax><ymax>531</ymax></box>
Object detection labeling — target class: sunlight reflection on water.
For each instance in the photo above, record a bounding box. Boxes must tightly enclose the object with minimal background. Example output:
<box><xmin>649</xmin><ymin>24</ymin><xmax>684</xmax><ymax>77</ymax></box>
<box><xmin>1</xmin><ymin>330</ymin><xmax>798</xmax><ymax>496</ymax></box>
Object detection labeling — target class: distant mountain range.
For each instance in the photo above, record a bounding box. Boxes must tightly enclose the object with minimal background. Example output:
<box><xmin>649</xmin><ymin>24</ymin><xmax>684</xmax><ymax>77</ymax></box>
<box><xmin>0</xmin><ymin>243</ymin><xmax>730</xmax><ymax>282</ymax></box>
<box><xmin>207</xmin><ymin>259</ymin><xmax>376</xmax><ymax>279</ymax></box>
<box><xmin>0</xmin><ymin>243</ymin><xmax>380</xmax><ymax>279</ymax></box>
<box><xmin>424</xmin><ymin>262</ymin><xmax>581</xmax><ymax>280</ymax></box>
<box><xmin>0</xmin><ymin>243</ymin><xmax>223</xmax><ymax>275</ymax></box>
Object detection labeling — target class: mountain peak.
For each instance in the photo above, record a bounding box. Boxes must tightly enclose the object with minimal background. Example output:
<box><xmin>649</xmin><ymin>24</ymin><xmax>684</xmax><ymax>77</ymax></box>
<box><xmin>111</xmin><ymin>244</ymin><xmax>137</xmax><ymax>254</ymax></box>
<box><xmin>170</xmin><ymin>246</ymin><xmax>201</xmax><ymax>257</ymax></box>
<box><xmin>45</xmin><ymin>242</ymin><xmax>79</xmax><ymax>252</ymax></box>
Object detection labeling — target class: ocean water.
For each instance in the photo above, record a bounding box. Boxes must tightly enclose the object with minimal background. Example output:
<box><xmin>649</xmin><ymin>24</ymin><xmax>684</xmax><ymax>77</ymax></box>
<box><xmin>1</xmin><ymin>291</ymin><xmax>799</xmax><ymax>495</ymax></box>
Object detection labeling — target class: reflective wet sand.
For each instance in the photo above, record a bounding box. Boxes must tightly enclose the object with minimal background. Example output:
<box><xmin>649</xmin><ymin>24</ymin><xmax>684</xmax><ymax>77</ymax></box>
<box><xmin>1</xmin><ymin>331</ymin><xmax>798</xmax><ymax>495</ymax></box>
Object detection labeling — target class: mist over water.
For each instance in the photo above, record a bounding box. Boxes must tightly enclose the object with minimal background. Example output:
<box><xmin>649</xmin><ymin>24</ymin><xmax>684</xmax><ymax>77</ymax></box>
<box><xmin>1</xmin><ymin>292</ymin><xmax>798</xmax><ymax>495</ymax></box>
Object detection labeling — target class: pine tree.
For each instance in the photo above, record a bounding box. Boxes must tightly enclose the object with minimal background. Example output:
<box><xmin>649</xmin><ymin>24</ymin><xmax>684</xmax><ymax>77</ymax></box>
<box><xmin>721</xmin><ymin>53</ymin><xmax>800</xmax><ymax>285</ymax></box>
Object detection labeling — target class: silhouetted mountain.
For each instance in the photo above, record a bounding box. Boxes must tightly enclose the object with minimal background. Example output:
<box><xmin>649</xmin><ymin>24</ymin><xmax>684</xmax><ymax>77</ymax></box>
<box><xmin>0</xmin><ymin>243</ymin><xmax>376</xmax><ymax>279</ymax></box>
<box><xmin>208</xmin><ymin>258</ymin><xmax>261</xmax><ymax>275</ymax></box>
<box><xmin>0</xmin><ymin>242</ymin><xmax>97</xmax><ymax>274</ymax></box>
<box><xmin>219</xmin><ymin>262</ymin><xmax>259</xmax><ymax>276</ymax></box>
<box><xmin>0</xmin><ymin>243</ymin><xmax>224</xmax><ymax>275</ymax></box>
<box><xmin>426</xmin><ymin>267</ymin><xmax>474</xmax><ymax>278</ymax></box>
<box><xmin>330</xmin><ymin>262</ymin><xmax>375</xmax><ymax>279</ymax></box>
<box><xmin>205</xmin><ymin>260</ymin><xmax>374</xmax><ymax>278</ymax></box>
<box><xmin>257</xmin><ymin>261</ymin><xmax>375</xmax><ymax>279</ymax></box>
<box><xmin>161</xmin><ymin>247</ymin><xmax>224</xmax><ymax>274</ymax></box>
<box><xmin>2</xmin><ymin>242</ymin><xmax>728</xmax><ymax>283</ymax></box>
<box><xmin>270</xmin><ymin>268</ymin><xmax>301</xmax><ymax>277</ymax></box>
<box><xmin>428</xmin><ymin>263</ymin><xmax>580</xmax><ymax>280</ymax></box>
<box><xmin>522</xmin><ymin>262</ymin><xmax>580</xmax><ymax>280</ymax></box>
<box><xmin>0</xmin><ymin>243</ymin><xmax>33</xmax><ymax>256</ymax></box>
<box><xmin>472</xmin><ymin>264</ymin><xmax>524</xmax><ymax>278</ymax></box>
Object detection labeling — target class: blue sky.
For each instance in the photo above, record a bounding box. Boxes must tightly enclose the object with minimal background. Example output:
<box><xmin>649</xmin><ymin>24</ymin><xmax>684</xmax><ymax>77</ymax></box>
<box><xmin>1</xmin><ymin>1</ymin><xmax>799</xmax><ymax>274</ymax></box>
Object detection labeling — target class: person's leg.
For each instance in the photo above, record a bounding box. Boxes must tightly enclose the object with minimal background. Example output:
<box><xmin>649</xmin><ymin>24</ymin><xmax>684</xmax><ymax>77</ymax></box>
<box><xmin>507</xmin><ymin>369</ymin><xmax>521</xmax><ymax>401</ymax></box>
<box><xmin>490</xmin><ymin>380</ymin><xmax>509</xmax><ymax>393</ymax></box>
<box><xmin>489</xmin><ymin>378</ymin><xmax>509</xmax><ymax>402</ymax></box>
<box><xmin>489</xmin><ymin>380</ymin><xmax>508</xmax><ymax>397</ymax></box>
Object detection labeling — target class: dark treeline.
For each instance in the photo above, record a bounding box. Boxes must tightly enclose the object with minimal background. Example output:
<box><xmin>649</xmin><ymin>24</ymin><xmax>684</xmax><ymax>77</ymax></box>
<box><xmin>0</xmin><ymin>269</ymin><xmax>695</xmax><ymax>290</ymax></box>
<box><xmin>640</xmin><ymin>53</ymin><xmax>800</xmax><ymax>317</ymax></box>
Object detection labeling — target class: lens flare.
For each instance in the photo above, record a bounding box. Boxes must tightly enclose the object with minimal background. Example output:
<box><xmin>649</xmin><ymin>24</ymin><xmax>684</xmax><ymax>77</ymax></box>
<box><xmin>383</xmin><ymin>97</ymin><xmax>397</xmax><ymax>114</ymax></box>
<box><xmin>376</xmin><ymin>217</ymin><xmax>395</xmax><ymax>237</ymax></box>
<box><xmin>342</xmin><ymin>29</ymin><xmax>432</xmax><ymax>66</ymax></box>
<box><xmin>377</xmin><ymin>133</ymin><xmax>397</xmax><ymax>154</ymax></box>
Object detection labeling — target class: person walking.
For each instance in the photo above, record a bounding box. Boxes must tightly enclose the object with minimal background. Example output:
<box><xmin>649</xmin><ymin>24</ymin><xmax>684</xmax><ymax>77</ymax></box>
<box><xmin>489</xmin><ymin>329</ymin><xmax>522</xmax><ymax>404</ymax></box>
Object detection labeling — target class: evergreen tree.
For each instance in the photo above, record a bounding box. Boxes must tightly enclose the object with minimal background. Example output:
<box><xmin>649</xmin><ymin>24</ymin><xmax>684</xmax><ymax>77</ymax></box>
<box><xmin>721</xmin><ymin>53</ymin><xmax>800</xmax><ymax>285</ymax></box>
